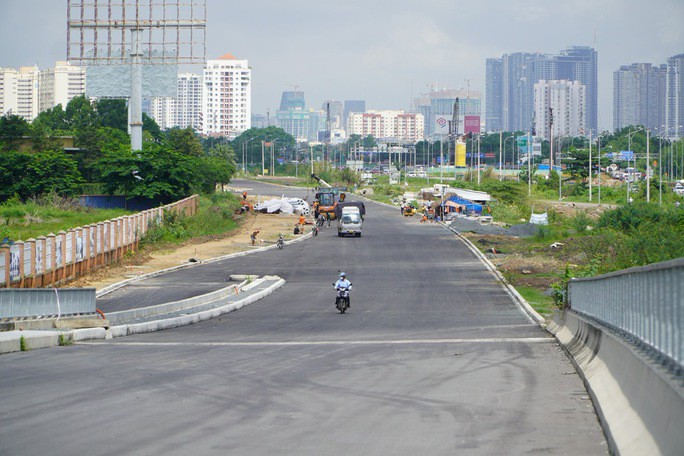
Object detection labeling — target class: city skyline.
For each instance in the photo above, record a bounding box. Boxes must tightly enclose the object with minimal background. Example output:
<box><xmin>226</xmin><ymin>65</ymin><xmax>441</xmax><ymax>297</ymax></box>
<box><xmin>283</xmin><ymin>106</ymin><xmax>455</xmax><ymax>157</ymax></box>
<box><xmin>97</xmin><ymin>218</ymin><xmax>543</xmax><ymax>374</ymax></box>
<box><xmin>0</xmin><ymin>0</ymin><xmax>682</xmax><ymax>132</ymax></box>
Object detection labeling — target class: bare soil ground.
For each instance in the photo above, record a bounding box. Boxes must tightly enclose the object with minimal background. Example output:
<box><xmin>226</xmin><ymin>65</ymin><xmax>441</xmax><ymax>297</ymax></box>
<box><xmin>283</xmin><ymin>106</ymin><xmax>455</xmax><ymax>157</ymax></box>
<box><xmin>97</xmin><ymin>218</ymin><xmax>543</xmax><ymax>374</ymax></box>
<box><xmin>70</xmin><ymin>194</ymin><xmax>309</xmax><ymax>291</ymax></box>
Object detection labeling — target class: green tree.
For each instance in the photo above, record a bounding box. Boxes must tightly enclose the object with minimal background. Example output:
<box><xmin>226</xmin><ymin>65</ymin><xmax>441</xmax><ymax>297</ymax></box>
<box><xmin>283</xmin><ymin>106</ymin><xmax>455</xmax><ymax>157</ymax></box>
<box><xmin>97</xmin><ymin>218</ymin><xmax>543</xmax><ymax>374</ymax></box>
<box><xmin>143</xmin><ymin>113</ymin><xmax>163</xmax><ymax>143</ymax></box>
<box><xmin>97</xmin><ymin>142</ymin><xmax>205</xmax><ymax>203</ymax></box>
<box><xmin>24</xmin><ymin>150</ymin><xmax>84</xmax><ymax>197</ymax></box>
<box><xmin>0</xmin><ymin>114</ymin><xmax>31</xmax><ymax>150</ymax></box>
<box><xmin>65</xmin><ymin>95</ymin><xmax>97</xmax><ymax>131</ymax></box>
<box><xmin>33</xmin><ymin>104</ymin><xmax>69</xmax><ymax>134</ymax></box>
<box><xmin>200</xmin><ymin>145</ymin><xmax>236</xmax><ymax>193</ymax></box>
<box><xmin>95</xmin><ymin>98</ymin><xmax>128</xmax><ymax>132</ymax></box>
<box><xmin>0</xmin><ymin>151</ymin><xmax>32</xmax><ymax>199</ymax></box>
<box><xmin>167</xmin><ymin>127</ymin><xmax>203</xmax><ymax>157</ymax></box>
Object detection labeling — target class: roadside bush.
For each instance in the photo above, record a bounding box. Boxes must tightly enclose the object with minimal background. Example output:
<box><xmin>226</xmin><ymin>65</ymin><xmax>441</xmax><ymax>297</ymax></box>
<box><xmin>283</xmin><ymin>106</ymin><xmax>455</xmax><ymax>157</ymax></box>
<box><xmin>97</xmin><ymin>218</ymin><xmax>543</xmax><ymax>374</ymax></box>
<box><xmin>570</xmin><ymin>212</ymin><xmax>592</xmax><ymax>233</ymax></box>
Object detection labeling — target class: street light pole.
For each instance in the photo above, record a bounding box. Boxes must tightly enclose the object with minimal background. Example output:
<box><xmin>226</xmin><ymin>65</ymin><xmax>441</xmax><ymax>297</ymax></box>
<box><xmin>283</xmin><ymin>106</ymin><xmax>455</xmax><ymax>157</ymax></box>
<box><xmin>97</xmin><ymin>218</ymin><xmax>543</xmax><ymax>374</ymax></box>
<box><xmin>588</xmin><ymin>131</ymin><xmax>592</xmax><ymax>202</ymax></box>
<box><xmin>646</xmin><ymin>129</ymin><xmax>651</xmax><ymax>202</ymax></box>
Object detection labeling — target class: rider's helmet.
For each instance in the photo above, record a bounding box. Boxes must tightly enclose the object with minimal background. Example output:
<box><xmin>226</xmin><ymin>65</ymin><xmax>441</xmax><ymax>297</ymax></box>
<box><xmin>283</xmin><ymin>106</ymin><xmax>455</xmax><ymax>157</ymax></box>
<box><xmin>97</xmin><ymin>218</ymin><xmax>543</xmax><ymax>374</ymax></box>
<box><xmin>339</xmin><ymin>272</ymin><xmax>346</xmax><ymax>278</ymax></box>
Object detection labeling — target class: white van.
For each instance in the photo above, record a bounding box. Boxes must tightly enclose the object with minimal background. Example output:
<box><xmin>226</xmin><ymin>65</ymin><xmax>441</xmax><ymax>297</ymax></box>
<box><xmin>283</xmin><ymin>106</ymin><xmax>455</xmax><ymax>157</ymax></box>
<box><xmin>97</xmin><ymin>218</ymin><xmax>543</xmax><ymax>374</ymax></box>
<box><xmin>338</xmin><ymin>207</ymin><xmax>363</xmax><ymax>237</ymax></box>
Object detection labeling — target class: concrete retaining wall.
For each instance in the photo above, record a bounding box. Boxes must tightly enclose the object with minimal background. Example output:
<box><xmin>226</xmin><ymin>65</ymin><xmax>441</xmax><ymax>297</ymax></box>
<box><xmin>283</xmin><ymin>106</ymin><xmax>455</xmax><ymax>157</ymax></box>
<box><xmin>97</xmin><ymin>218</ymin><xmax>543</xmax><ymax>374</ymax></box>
<box><xmin>548</xmin><ymin>311</ymin><xmax>684</xmax><ymax>456</ymax></box>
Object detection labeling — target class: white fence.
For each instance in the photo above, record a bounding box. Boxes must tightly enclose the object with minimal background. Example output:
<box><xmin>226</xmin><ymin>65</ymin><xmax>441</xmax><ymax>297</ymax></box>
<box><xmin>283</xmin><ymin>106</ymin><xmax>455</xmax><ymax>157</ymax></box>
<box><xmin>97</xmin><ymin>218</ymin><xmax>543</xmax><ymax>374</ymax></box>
<box><xmin>1</xmin><ymin>195</ymin><xmax>197</xmax><ymax>288</ymax></box>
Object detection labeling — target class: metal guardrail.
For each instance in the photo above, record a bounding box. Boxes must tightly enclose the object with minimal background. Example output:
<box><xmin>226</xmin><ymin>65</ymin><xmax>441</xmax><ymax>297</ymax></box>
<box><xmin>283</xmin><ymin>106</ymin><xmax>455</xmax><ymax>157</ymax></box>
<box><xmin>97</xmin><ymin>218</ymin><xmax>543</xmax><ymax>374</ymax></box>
<box><xmin>568</xmin><ymin>258</ymin><xmax>684</xmax><ymax>371</ymax></box>
<box><xmin>0</xmin><ymin>288</ymin><xmax>96</xmax><ymax>319</ymax></box>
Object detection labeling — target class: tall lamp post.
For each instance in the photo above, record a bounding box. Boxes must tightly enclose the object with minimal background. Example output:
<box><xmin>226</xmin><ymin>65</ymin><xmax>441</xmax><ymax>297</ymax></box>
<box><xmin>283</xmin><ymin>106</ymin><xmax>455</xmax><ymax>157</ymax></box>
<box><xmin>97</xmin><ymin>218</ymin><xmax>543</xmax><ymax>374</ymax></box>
<box><xmin>504</xmin><ymin>135</ymin><xmax>516</xmax><ymax>178</ymax></box>
<box><xmin>243</xmin><ymin>137</ymin><xmax>255</xmax><ymax>173</ymax></box>
<box><xmin>597</xmin><ymin>134</ymin><xmax>607</xmax><ymax>205</ymax></box>
<box><xmin>625</xmin><ymin>127</ymin><xmax>643</xmax><ymax>203</ymax></box>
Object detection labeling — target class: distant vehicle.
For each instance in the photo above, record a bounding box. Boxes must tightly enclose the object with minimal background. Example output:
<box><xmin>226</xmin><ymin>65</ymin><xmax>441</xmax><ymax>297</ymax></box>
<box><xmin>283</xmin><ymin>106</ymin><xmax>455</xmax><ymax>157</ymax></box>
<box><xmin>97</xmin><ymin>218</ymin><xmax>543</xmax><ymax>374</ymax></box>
<box><xmin>337</xmin><ymin>206</ymin><xmax>363</xmax><ymax>237</ymax></box>
<box><xmin>674</xmin><ymin>182</ymin><xmax>684</xmax><ymax>197</ymax></box>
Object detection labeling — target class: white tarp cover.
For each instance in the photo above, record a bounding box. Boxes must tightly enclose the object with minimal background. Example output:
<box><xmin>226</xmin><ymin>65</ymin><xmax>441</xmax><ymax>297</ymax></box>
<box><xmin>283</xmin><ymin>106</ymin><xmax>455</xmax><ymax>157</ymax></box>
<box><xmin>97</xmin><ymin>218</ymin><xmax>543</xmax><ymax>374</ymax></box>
<box><xmin>529</xmin><ymin>212</ymin><xmax>549</xmax><ymax>225</ymax></box>
<box><xmin>254</xmin><ymin>196</ymin><xmax>295</xmax><ymax>214</ymax></box>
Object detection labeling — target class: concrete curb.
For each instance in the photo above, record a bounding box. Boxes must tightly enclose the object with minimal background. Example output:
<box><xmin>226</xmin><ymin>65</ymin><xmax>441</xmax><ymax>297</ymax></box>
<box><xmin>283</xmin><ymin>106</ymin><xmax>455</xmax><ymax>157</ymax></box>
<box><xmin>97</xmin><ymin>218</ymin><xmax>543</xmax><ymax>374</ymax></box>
<box><xmin>106</xmin><ymin>276</ymin><xmax>285</xmax><ymax>338</ymax></box>
<box><xmin>0</xmin><ymin>277</ymin><xmax>285</xmax><ymax>354</ymax></box>
<box><xmin>548</xmin><ymin>311</ymin><xmax>684</xmax><ymax>456</ymax></box>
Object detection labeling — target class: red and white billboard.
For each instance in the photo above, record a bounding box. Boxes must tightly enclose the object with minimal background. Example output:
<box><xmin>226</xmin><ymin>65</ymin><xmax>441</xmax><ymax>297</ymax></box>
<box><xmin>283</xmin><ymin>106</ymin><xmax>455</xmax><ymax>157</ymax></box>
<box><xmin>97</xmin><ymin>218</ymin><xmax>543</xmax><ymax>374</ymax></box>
<box><xmin>464</xmin><ymin>115</ymin><xmax>481</xmax><ymax>134</ymax></box>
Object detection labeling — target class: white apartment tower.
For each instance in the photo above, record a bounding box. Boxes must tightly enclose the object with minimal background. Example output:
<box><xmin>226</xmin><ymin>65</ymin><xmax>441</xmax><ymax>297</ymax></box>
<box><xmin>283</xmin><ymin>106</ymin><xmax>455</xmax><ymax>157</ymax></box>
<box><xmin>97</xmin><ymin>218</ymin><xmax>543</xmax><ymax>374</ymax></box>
<box><xmin>534</xmin><ymin>80</ymin><xmax>586</xmax><ymax>139</ymax></box>
<box><xmin>150</xmin><ymin>97</ymin><xmax>176</xmax><ymax>130</ymax></box>
<box><xmin>176</xmin><ymin>73</ymin><xmax>202</xmax><ymax>130</ymax></box>
<box><xmin>1</xmin><ymin>62</ymin><xmax>85</xmax><ymax>121</ymax></box>
<box><xmin>347</xmin><ymin>110</ymin><xmax>424</xmax><ymax>142</ymax></box>
<box><xmin>15</xmin><ymin>66</ymin><xmax>40</xmax><ymax>121</ymax></box>
<box><xmin>38</xmin><ymin>61</ymin><xmax>86</xmax><ymax>113</ymax></box>
<box><xmin>0</xmin><ymin>67</ymin><xmax>19</xmax><ymax>116</ymax></box>
<box><xmin>201</xmin><ymin>53</ymin><xmax>251</xmax><ymax>136</ymax></box>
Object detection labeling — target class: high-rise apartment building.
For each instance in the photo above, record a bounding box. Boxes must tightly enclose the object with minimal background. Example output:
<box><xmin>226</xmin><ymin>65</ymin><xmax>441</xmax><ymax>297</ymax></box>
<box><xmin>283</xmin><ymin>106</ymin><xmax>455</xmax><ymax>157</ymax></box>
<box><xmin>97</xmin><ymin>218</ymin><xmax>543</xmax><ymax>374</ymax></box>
<box><xmin>534</xmin><ymin>80</ymin><xmax>586</xmax><ymax>139</ymax></box>
<box><xmin>347</xmin><ymin>110</ymin><xmax>424</xmax><ymax>142</ymax></box>
<box><xmin>1</xmin><ymin>62</ymin><xmax>86</xmax><ymax>121</ymax></box>
<box><xmin>176</xmin><ymin>73</ymin><xmax>202</xmax><ymax>130</ymax></box>
<box><xmin>150</xmin><ymin>97</ymin><xmax>176</xmax><ymax>130</ymax></box>
<box><xmin>201</xmin><ymin>53</ymin><xmax>251</xmax><ymax>137</ymax></box>
<box><xmin>554</xmin><ymin>46</ymin><xmax>598</xmax><ymax>133</ymax></box>
<box><xmin>343</xmin><ymin>100</ymin><xmax>365</xmax><ymax>129</ymax></box>
<box><xmin>38</xmin><ymin>61</ymin><xmax>86</xmax><ymax>113</ymax></box>
<box><xmin>0</xmin><ymin>67</ymin><xmax>19</xmax><ymax>116</ymax></box>
<box><xmin>486</xmin><ymin>46</ymin><xmax>597</xmax><ymax>134</ymax></box>
<box><xmin>15</xmin><ymin>66</ymin><xmax>40</xmax><ymax>121</ymax></box>
<box><xmin>148</xmin><ymin>73</ymin><xmax>203</xmax><ymax>131</ymax></box>
<box><xmin>613</xmin><ymin>63</ymin><xmax>667</xmax><ymax>132</ymax></box>
<box><xmin>666</xmin><ymin>54</ymin><xmax>684</xmax><ymax>138</ymax></box>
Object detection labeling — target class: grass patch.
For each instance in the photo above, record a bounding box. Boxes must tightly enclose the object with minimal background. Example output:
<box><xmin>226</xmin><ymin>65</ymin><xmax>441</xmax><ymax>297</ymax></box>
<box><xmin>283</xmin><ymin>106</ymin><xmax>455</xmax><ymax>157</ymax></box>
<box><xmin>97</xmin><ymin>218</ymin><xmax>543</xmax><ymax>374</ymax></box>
<box><xmin>1</xmin><ymin>195</ymin><xmax>131</xmax><ymax>241</ymax></box>
<box><xmin>515</xmin><ymin>286</ymin><xmax>556</xmax><ymax>316</ymax></box>
<box><xmin>58</xmin><ymin>334</ymin><xmax>73</xmax><ymax>346</ymax></box>
<box><xmin>140</xmin><ymin>192</ymin><xmax>242</xmax><ymax>247</ymax></box>
<box><xmin>19</xmin><ymin>335</ymin><xmax>28</xmax><ymax>351</ymax></box>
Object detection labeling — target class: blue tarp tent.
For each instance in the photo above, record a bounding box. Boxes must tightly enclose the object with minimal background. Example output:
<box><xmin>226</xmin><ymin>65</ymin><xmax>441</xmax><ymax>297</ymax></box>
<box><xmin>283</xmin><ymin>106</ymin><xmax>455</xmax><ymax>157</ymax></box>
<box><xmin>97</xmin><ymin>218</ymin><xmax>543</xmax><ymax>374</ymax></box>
<box><xmin>443</xmin><ymin>195</ymin><xmax>483</xmax><ymax>215</ymax></box>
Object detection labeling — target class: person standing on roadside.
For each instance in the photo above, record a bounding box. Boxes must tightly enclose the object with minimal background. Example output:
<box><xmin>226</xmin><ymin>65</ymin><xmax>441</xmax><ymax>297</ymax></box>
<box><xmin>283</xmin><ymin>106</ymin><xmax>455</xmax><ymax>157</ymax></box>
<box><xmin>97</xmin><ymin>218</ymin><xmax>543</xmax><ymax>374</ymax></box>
<box><xmin>250</xmin><ymin>230</ymin><xmax>259</xmax><ymax>245</ymax></box>
<box><xmin>242</xmin><ymin>190</ymin><xmax>248</xmax><ymax>200</ymax></box>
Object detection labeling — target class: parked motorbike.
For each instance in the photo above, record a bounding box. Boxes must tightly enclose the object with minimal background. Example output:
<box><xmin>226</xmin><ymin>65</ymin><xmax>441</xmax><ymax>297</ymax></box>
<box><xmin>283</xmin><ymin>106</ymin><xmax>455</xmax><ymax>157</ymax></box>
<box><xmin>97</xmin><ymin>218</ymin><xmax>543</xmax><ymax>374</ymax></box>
<box><xmin>333</xmin><ymin>283</ymin><xmax>351</xmax><ymax>314</ymax></box>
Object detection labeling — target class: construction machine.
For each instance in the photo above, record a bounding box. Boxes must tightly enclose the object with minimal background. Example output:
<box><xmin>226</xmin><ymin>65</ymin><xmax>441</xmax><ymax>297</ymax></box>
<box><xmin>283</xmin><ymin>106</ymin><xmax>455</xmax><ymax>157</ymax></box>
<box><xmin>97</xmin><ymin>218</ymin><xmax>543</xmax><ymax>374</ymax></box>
<box><xmin>311</xmin><ymin>173</ymin><xmax>346</xmax><ymax>221</ymax></box>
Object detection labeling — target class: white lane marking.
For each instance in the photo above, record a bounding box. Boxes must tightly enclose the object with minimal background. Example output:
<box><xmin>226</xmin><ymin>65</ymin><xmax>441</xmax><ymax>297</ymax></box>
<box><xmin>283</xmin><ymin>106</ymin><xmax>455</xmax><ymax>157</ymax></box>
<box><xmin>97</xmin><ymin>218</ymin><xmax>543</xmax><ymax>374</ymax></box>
<box><xmin>81</xmin><ymin>337</ymin><xmax>553</xmax><ymax>347</ymax></box>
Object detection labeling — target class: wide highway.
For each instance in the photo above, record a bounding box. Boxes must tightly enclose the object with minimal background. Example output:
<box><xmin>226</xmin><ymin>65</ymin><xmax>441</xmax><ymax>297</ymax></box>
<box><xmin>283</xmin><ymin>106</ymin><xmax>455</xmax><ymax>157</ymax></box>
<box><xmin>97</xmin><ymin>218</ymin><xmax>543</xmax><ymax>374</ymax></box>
<box><xmin>0</xmin><ymin>180</ymin><xmax>607</xmax><ymax>455</ymax></box>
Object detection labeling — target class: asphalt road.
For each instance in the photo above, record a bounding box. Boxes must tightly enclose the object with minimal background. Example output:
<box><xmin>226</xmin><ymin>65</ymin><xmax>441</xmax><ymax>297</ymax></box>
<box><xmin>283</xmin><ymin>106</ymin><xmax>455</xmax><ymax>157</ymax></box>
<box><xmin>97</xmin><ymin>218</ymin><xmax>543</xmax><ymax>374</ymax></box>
<box><xmin>0</xmin><ymin>180</ymin><xmax>607</xmax><ymax>455</ymax></box>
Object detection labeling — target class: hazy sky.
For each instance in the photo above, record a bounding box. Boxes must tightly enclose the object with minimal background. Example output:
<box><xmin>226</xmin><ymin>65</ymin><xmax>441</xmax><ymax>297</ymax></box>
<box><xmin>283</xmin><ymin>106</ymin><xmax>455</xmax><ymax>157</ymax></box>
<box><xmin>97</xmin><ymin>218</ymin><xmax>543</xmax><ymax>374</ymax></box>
<box><xmin>1</xmin><ymin>0</ymin><xmax>682</xmax><ymax>131</ymax></box>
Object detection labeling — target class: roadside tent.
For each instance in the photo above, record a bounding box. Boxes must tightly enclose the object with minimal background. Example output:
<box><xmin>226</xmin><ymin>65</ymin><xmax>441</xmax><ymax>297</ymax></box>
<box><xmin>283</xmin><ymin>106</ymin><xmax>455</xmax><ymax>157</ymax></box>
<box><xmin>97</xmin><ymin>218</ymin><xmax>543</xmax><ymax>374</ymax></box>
<box><xmin>443</xmin><ymin>195</ymin><xmax>482</xmax><ymax>215</ymax></box>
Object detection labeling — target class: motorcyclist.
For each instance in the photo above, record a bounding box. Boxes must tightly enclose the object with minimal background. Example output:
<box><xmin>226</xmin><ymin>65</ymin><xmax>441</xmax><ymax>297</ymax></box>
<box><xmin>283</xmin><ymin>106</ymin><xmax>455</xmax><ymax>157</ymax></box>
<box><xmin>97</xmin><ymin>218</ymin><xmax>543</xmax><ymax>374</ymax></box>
<box><xmin>333</xmin><ymin>272</ymin><xmax>352</xmax><ymax>308</ymax></box>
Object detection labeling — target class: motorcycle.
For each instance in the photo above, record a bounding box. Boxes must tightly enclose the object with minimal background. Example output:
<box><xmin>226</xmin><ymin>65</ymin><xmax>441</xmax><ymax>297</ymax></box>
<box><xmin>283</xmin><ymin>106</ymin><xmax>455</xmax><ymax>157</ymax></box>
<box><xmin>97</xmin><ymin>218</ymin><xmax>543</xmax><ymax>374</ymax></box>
<box><xmin>333</xmin><ymin>283</ymin><xmax>351</xmax><ymax>314</ymax></box>
<box><xmin>276</xmin><ymin>235</ymin><xmax>284</xmax><ymax>249</ymax></box>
